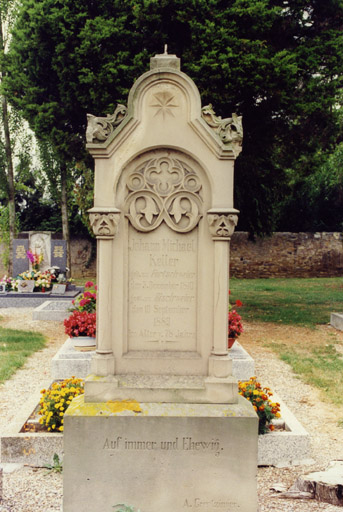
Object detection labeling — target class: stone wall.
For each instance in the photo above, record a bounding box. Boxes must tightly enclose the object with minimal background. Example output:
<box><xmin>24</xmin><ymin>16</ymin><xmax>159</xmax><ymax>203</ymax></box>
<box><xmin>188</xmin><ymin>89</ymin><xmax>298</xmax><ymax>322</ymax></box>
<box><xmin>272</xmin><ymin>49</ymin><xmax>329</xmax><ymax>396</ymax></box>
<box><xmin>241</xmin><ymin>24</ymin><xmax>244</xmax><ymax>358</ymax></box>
<box><xmin>230</xmin><ymin>232</ymin><xmax>343</xmax><ymax>278</ymax></box>
<box><xmin>1</xmin><ymin>233</ymin><xmax>342</xmax><ymax>279</ymax></box>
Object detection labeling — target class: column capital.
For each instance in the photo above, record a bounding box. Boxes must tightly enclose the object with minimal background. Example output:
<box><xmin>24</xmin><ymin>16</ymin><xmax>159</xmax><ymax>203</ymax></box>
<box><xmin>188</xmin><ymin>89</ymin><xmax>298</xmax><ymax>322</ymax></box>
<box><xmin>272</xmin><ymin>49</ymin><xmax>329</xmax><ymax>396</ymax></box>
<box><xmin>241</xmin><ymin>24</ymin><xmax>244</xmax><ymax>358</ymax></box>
<box><xmin>207</xmin><ymin>208</ymin><xmax>239</xmax><ymax>240</ymax></box>
<box><xmin>88</xmin><ymin>207</ymin><xmax>121</xmax><ymax>239</ymax></box>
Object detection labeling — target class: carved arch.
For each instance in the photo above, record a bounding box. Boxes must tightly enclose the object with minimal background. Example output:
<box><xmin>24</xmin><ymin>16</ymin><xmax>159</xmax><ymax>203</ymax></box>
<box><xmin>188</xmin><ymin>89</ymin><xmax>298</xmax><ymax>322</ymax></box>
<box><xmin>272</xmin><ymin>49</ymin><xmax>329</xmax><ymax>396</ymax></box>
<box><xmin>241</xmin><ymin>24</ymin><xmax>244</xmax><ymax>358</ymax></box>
<box><xmin>121</xmin><ymin>150</ymin><xmax>204</xmax><ymax>233</ymax></box>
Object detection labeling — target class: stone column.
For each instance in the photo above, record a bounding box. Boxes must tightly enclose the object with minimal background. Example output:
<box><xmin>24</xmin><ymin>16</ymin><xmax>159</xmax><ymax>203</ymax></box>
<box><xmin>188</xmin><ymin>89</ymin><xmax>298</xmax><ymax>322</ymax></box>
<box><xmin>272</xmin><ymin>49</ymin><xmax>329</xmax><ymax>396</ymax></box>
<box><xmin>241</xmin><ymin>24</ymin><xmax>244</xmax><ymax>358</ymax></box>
<box><xmin>207</xmin><ymin>209</ymin><xmax>238</xmax><ymax>378</ymax></box>
<box><xmin>89</xmin><ymin>207</ymin><xmax>121</xmax><ymax>376</ymax></box>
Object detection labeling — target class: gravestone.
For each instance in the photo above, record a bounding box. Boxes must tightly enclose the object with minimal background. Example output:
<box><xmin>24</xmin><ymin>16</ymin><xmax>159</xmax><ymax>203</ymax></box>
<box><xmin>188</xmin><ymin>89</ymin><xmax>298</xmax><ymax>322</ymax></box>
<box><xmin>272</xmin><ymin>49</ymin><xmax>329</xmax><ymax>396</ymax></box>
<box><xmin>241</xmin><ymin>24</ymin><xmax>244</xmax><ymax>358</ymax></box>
<box><xmin>12</xmin><ymin>232</ymin><xmax>67</xmax><ymax>277</ymax></box>
<box><xmin>64</xmin><ymin>50</ymin><xmax>258</xmax><ymax>512</ymax></box>
<box><xmin>12</xmin><ymin>238</ymin><xmax>29</xmax><ymax>277</ymax></box>
<box><xmin>50</xmin><ymin>239</ymin><xmax>67</xmax><ymax>272</ymax></box>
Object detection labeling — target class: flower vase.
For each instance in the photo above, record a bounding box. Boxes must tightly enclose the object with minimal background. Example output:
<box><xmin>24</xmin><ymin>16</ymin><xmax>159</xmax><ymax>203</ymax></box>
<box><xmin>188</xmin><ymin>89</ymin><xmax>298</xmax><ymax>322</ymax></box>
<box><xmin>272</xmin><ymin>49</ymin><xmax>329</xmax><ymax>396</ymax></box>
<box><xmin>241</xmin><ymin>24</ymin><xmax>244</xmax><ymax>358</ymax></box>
<box><xmin>228</xmin><ymin>337</ymin><xmax>236</xmax><ymax>349</ymax></box>
<box><xmin>72</xmin><ymin>336</ymin><xmax>96</xmax><ymax>352</ymax></box>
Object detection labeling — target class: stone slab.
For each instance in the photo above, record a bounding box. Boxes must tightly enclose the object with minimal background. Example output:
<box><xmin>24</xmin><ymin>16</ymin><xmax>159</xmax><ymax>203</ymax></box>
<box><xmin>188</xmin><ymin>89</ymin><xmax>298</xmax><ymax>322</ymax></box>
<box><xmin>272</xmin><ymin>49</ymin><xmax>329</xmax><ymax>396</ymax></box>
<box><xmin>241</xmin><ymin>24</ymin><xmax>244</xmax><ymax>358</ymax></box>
<box><xmin>0</xmin><ymin>382</ymin><xmax>63</xmax><ymax>467</ymax></box>
<box><xmin>63</xmin><ymin>395</ymin><xmax>258</xmax><ymax>512</ymax></box>
<box><xmin>33</xmin><ymin>300</ymin><xmax>73</xmax><ymax>322</ymax></box>
<box><xmin>51</xmin><ymin>339</ymin><xmax>254</xmax><ymax>382</ymax></box>
<box><xmin>294</xmin><ymin>461</ymin><xmax>343</xmax><ymax>506</ymax></box>
<box><xmin>230</xmin><ymin>341</ymin><xmax>255</xmax><ymax>380</ymax></box>
<box><xmin>258</xmin><ymin>393</ymin><xmax>312</xmax><ymax>467</ymax></box>
<box><xmin>331</xmin><ymin>313</ymin><xmax>343</xmax><ymax>331</ymax></box>
<box><xmin>0</xmin><ymin>288</ymin><xmax>82</xmax><ymax>308</ymax></box>
<box><xmin>51</xmin><ymin>338</ymin><xmax>95</xmax><ymax>380</ymax></box>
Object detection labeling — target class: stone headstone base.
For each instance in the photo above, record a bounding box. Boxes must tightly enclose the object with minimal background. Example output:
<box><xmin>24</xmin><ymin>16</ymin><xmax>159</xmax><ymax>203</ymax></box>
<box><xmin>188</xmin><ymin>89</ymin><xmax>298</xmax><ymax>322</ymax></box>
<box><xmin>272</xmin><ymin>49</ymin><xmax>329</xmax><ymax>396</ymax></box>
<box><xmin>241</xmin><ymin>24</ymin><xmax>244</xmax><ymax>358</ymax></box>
<box><xmin>51</xmin><ymin>339</ymin><xmax>255</xmax><ymax>382</ymax></box>
<box><xmin>63</xmin><ymin>395</ymin><xmax>258</xmax><ymax>512</ymax></box>
<box><xmin>84</xmin><ymin>373</ymin><xmax>238</xmax><ymax>404</ymax></box>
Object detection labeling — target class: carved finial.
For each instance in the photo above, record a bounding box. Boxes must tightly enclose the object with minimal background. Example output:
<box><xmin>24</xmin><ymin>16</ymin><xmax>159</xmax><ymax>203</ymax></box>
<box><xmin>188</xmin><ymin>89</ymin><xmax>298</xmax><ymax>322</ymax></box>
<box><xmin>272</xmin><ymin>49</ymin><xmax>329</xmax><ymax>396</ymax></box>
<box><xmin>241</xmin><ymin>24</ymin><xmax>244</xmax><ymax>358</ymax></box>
<box><xmin>164</xmin><ymin>44</ymin><xmax>168</xmax><ymax>54</ymax></box>
<box><xmin>201</xmin><ymin>105</ymin><xmax>243</xmax><ymax>155</ymax></box>
<box><xmin>86</xmin><ymin>104</ymin><xmax>128</xmax><ymax>144</ymax></box>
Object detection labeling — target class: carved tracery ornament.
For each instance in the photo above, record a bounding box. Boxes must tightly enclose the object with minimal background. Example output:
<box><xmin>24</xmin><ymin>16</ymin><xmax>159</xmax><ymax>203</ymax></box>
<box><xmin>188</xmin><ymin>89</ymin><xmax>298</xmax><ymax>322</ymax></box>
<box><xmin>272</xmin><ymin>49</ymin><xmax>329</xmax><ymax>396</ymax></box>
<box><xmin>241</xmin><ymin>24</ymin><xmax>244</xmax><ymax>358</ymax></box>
<box><xmin>125</xmin><ymin>155</ymin><xmax>203</xmax><ymax>233</ymax></box>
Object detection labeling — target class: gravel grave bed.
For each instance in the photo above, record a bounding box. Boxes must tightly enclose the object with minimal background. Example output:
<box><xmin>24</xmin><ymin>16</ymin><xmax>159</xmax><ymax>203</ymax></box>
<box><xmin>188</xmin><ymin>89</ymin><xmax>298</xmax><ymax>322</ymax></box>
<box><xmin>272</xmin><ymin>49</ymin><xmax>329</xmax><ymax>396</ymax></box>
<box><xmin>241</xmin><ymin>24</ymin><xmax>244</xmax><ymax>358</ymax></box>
<box><xmin>0</xmin><ymin>308</ymin><xmax>343</xmax><ymax>511</ymax></box>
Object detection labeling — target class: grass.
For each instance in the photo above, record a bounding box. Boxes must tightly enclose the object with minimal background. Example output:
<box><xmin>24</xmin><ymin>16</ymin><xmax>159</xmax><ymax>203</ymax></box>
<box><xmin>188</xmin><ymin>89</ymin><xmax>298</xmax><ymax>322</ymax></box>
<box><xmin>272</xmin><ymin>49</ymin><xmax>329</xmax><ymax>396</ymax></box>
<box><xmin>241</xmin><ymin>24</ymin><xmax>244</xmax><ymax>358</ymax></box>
<box><xmin>230</xmin><ymin>277</ymin><xmax>343</xmax><ymax>412</ymax></box>
<box><xmin>0</xmin><ymin>320</ymin><xmax>46</xmax><ymax>384</ymax></box>
<box><xmin>230</xmin><ymin>276</ymin><xmax>343</xmax><ymax>327</ymax></box>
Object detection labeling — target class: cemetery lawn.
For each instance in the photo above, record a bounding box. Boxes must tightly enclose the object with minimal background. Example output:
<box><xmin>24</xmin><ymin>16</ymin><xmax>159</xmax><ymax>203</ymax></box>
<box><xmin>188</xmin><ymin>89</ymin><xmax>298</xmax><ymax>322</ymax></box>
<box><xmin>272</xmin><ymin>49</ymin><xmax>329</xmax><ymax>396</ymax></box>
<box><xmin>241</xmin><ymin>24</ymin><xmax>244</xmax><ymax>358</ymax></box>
<box><xmin>0</xmin><ymin>320</ymin><xmax>46</xmax><ymax>383</ymax></box>
<box><xmin>230</xmin><ymin>276</ymin><xmax>343</xmax><ymax>327</ymax></box>
<box><xmin>231</xmin><ymin>277</ymin><xmax>343</xmax><ymax>408</ymax></box>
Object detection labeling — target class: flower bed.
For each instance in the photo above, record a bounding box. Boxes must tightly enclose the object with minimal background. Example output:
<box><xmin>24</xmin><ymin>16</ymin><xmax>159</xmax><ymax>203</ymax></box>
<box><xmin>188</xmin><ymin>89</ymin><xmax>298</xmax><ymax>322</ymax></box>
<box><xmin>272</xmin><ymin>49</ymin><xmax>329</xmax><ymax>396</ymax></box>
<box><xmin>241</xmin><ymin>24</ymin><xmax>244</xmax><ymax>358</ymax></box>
<box><xmin>0</xmin><ymin>387</ymin><xmax>311</xmax><ymax>467</ymax></box>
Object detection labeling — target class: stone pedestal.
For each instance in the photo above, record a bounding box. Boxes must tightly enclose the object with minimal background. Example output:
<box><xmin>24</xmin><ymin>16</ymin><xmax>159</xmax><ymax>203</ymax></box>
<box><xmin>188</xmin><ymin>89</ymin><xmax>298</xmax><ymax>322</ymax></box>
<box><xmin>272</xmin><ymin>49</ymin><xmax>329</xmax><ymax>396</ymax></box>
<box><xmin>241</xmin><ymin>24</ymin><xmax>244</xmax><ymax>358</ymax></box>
<box><xmin>63</xmin><ymin>395</ymin><xmax>258</xmax><ymax>512</ymax></box>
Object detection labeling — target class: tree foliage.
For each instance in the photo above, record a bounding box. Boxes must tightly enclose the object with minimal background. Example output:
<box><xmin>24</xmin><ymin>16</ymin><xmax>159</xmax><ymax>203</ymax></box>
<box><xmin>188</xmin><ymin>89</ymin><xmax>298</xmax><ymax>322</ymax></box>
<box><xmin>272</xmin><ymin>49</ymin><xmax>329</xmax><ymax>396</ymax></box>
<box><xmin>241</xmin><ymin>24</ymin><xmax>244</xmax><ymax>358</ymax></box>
<box><xmin>5</xmin><ymin>0</ymin><xmax>343</xmax><ymax>235</ymax></box>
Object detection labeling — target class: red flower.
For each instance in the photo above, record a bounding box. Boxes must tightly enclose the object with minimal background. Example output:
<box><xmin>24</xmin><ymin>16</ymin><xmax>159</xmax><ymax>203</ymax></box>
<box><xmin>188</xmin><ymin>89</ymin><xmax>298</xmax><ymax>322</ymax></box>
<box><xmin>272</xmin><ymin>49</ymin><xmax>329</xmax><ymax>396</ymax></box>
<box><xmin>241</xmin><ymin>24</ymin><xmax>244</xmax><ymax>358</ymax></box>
<box><xmin>64</xmin><ymin>311</ymin><xmax>96</xmax><ymax>337</ymax></box>
<box><xmin>235</xmin><ymin>299</ymin><xmax>243</xmax><ymax>307</ymax></box>
<box><xmin>228</xmin><ymin>309</ymin><xmax>243</xmax><ymax>340</ymax></box>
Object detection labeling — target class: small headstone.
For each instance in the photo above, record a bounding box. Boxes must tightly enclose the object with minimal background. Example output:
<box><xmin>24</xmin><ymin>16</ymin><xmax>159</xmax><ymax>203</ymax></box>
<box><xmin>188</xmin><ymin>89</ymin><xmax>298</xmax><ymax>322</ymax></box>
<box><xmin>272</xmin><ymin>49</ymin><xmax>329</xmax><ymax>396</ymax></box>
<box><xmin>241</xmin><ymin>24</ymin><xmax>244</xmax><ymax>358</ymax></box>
<box><xmin>51</xmin><ymin>283</ymin><xmax>67</xmax><ymax>295</ymax></box>
<box><xmin>12</xmin><ymin>239</ymin><xmax>29</xmax><ymax>277</ymax></box>
<box><xmin>0</xmin><ymin>284</ymin><xmax>6</xmax><ymax>294</ymax></box>
<box><xmin>17</xmin><ymin>280</ymin><xmax>35</xmax><ymax>293</ymax></box>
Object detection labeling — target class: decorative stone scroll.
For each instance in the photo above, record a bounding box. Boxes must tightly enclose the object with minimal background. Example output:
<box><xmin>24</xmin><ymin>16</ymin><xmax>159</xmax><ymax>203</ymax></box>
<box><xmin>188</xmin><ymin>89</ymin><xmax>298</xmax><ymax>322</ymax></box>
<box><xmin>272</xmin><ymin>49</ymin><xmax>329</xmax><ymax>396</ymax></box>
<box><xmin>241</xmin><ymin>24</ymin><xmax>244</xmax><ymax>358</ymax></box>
<box><xmin>201</xmin><ymin>104</ymin><xmax>243</xmax><ymax>151</ymax></box>
<box><xmin>125</xmin><ymin>154</ymin><xmax>203</xmax><ymax>233</ymax></box>
<box><xmin>207</xmin><ymin>211</ymin><xmax>239</xmax><ymax>240</ymax></box>
<box><xmin>86</xmin><ymin>104</ymin><xmax>127</xmax><ymax>143</ymax></box>
<box><xmin>88</xmin><ymin>208</ymin><xmax>121</xmax><ymax>239</ymax></box>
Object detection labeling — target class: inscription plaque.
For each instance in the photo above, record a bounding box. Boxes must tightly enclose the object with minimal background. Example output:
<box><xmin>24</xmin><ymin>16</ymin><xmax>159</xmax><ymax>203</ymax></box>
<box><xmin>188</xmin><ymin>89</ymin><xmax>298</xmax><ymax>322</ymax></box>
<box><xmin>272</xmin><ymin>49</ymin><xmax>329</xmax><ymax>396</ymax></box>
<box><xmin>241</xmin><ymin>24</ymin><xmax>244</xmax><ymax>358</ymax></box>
<box><xmin>128</xmin><ymin>223</ymin><xmax>197</xmax><ymax>351</ymax></box>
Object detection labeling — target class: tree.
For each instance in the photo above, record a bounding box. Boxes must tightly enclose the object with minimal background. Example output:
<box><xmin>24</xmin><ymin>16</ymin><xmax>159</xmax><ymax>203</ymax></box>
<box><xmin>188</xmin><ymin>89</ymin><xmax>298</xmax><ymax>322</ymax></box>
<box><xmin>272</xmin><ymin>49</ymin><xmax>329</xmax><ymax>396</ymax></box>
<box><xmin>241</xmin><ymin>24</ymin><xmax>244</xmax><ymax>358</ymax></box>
<box><xmin>5</xmin><ymin>0</ymin><xmax>343</xmax><ymax>236</ymax></box>
<box><xmin>0</xmin><ymin>0</ymin><xmax>16</xmax><ymax>274</ymax></box>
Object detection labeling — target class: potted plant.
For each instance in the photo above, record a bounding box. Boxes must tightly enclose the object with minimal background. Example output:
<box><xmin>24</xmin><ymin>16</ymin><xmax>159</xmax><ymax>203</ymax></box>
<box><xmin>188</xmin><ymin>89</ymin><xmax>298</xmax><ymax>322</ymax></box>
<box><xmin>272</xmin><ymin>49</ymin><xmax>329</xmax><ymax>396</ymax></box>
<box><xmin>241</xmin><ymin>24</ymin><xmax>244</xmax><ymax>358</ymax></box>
<box><xmin>64</xmin><ymin>310</ymin><xmax>96</xmax><ymax>350</ymax></box>
<box><xmin>70</xmin><ymin>281</ymin><xmax>97</xmax><ymax>313</ymax></box>
<box><xmin>228</xmin><ymin>299</ymin><xmax>243</xmax><ymax>348</ymax></box>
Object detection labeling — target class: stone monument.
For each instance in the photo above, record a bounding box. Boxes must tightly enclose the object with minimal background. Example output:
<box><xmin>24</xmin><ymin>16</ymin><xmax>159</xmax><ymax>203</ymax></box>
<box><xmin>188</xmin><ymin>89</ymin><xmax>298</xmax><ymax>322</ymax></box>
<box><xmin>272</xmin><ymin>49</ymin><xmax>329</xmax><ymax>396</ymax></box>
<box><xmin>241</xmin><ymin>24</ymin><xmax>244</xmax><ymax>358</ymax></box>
<box><xmin>63</xmin><ymin>49</ymin><xmax>258</xmax><ymax>512</ymax></box>
<box><xmin>12</xmin><ymin>231</ymin><xmax>67</xmax><ymax>276</ymax></box>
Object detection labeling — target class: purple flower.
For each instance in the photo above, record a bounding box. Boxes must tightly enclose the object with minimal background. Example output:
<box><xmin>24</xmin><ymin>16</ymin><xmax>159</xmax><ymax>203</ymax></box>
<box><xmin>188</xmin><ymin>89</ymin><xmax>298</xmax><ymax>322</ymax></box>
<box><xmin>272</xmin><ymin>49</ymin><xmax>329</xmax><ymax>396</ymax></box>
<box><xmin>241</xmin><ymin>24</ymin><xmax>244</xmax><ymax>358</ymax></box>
<box><xmin>26</xmin><ymin>250</ymin><xmax>35</xmax><ymax>263</ymax></box>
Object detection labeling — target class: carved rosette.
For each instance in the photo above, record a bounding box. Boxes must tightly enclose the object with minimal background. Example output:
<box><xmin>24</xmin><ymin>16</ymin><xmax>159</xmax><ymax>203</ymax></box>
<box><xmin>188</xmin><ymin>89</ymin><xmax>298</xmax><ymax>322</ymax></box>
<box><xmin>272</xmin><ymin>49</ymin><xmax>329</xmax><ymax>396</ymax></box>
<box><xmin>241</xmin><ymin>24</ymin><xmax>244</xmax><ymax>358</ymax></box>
<box><xmin>86</xmin><ymin>104</ymin><xmax>128</xmax><ymax>144</ymax></box>
<box><xmin>125</xmin><ymin>155</ymin><xmax>203</xmax><ymax>233</ymax></box>
<box><xmin>88</xmin><ymin>209</ymin><xmax>121</xmax><ymax>239</ymax></box>
<box><xmin>201</xmin><ymin>104</ymin><xmax>243</xmax><ymax>156</ymax></box>
<box><xmin>207</xmin><ymin>212</ymin><xmax>239</xmax><ymax>240</ymax></box>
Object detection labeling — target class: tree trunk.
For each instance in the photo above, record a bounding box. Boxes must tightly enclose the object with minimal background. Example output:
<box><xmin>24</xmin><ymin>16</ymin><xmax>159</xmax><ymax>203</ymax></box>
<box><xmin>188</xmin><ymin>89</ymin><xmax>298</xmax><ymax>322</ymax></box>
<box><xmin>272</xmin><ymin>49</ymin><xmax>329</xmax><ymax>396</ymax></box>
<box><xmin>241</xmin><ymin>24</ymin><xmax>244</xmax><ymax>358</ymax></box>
<box><xmin>60</xmin><ymin>163</ymin><xmax>71</xmax><ymax>276</ymax></box>
<box><xmin>0</xmin><ymin>11</ymin><xmax>16</xmax><ymax>276</ymax></box>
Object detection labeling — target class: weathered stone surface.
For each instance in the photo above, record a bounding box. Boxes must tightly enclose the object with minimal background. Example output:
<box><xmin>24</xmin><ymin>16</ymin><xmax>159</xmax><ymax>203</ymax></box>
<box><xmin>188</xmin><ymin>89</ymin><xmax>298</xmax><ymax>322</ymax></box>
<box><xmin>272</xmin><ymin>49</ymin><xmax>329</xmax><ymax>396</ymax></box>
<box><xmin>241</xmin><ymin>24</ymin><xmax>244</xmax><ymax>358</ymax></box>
<box><xmin>294</xmin><ymin>461</ymin><xmax>343</xmax><ymax>506</ymax></box>
<box><xmin>84</xmin><ymin>50</ymin><xmax>241</xmax><ymax>402</ymax></box>
<box><xmin>63</xmin><ymin>395</ymin><xmax>258</xmax><ymax>512</ymax></box>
